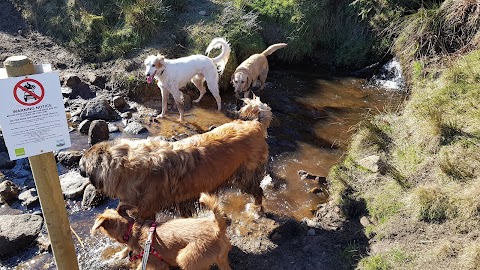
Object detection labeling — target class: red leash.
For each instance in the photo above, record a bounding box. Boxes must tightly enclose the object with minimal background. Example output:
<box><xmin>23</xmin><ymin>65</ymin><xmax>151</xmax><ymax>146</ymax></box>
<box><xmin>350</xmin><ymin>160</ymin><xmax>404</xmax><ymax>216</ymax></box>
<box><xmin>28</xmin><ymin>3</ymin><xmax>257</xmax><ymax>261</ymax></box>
<box><xmin>128</xmin><ymin>223</ymin><xmax>165</xmax><ymax>267</ymax></box>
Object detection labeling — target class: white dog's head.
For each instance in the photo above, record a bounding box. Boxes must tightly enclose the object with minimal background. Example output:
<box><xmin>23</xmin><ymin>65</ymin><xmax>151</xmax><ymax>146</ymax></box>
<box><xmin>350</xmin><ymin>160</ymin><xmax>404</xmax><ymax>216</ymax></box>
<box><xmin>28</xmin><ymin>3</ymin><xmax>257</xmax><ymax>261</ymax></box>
<box><xmin>231</xmin><ymin>70</ymin><xmax>252</xmax><ymax>99</ymax></box>
<box><xmin>144</xmin><ymin>54</ymin><xmax>166</xmax><ymax>84</ymax></box>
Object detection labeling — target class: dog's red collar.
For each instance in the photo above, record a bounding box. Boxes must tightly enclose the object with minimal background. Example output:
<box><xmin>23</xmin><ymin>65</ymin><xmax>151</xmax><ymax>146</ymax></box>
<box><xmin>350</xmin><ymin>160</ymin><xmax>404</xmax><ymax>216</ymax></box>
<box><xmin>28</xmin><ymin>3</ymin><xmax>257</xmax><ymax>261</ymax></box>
<box><xmin>128</xmin><ymin>223</ymin><xmax>166</xmax><ymax>264</ymax></box>
<box><xmin>123</xmin><ymin>222</ymin><xmax>134</xmax><ymax>242</ymax></box>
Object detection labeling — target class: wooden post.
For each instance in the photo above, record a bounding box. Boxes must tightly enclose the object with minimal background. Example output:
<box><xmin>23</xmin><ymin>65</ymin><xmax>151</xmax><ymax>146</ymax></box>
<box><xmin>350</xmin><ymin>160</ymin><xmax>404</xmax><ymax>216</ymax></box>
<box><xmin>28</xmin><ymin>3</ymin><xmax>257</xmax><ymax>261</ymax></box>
<box><xmin>4</xmin><ymin>56</ymin><xmax>79</xmax><ymax>270</ymax></box>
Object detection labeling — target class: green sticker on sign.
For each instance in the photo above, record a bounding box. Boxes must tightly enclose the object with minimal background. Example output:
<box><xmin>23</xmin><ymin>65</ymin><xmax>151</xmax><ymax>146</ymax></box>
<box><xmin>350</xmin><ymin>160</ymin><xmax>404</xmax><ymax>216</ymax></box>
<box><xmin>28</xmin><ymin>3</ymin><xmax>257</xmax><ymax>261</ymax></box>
<box><xmin>15</xmin><ymin>148</ymin><xmax>25</xmax><ymax>156</ymax></box>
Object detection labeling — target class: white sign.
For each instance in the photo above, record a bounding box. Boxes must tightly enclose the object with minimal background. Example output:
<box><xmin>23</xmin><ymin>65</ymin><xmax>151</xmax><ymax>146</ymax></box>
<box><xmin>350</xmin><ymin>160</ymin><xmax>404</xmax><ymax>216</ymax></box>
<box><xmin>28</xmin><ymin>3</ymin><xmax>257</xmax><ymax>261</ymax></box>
<box><xmin>0</xmin><ymin>71</ymin><xmax>71</xmax><ymax>160</ymax></box>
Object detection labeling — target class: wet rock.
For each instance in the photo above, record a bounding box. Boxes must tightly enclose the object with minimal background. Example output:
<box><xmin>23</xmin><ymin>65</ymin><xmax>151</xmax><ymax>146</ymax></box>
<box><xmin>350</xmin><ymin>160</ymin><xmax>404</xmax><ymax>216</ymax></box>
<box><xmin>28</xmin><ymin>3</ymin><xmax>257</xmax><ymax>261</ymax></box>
<box><xmin>88</xmin><ymin>120</ymin><xmax>109</xmax><ymax>146</ymax></box>
<box><xmin>78</xmin><ymin>119</ymin><xmax>92</xmax><ymax>134</ymax></box>
<box><xmin>60</xmin><ymin>171</ymin><xmax>90</xmax><ymax>199</ymax></box>
<box><xmin>307</xmin><ymin>228</ymin><xmax>316</xmax><ymax>236</ymax></box>
<box><xmin>0</xmin><ymin>214</ymin><xmax>43</xmax><ymax>256</ymax></box>
<box><xmin>113</xmin><ymin>96</ymin><xmax>128</xmax><ymax>111</ymax></box>
<box><xmin>80</xmin><ymin>98</ymin><xmax>116</xmax><ymax>121</ymax></box>
<box><xmin>0</xmin><ymin>152</ymin><xmax>15</xmax><ymax>169</ymax></box>
<box><xmin>108</xmin><ymin>123</ymin><xmax>119</xmax><ymax>133</ymax></box>
<box><xmin>82</xmin><ymin>184</ymin><xmax>106</xmax><ymax>208</ymax></box>
<box><xmin>18</xmin><ymin>188</ymin><xmax>39</xmax><ymax>208</ymax></box>
<box><xmin>56</xmin><ymin>150</ymin><xmax>82</xmax><ymax>168</ymax></box>
<box><xmin>124</xmin><ymin>121</ymin><xmax>147</xmax><ymax>134</ymax></box>
<box><xmin>36</xmin><ymin>233</ymin><xmax>52</xmax><ymax>253</ymax></box>
<box><xmin>199</xmin><ymin>10</ymin><xmax>207</xmax><ymax>16</ymax></box>
<box><xmin>0</xmin><ymin>180</ymin><xmax>20</xmax><ymax>203</ymax></box>
<box><xmin>71</xmin><ymin>82</ymin><xmax>96</xmax><ymax>99</ymax></box>
<box><xmin>121</xmin><ymin>112</ymin><xmax>132</xmax><ymax>119</ymax></box>
<box><xmin>298</xmin><ymin>170</ymin><xmax>327</xmax><ymax>185</ymax></box>
<box><xmin>65</xmin><ymin>74</ymin><xmax>81</xmax><ymax>88</ymax></box>
<box><xmin>61</xmin><ymin>86</ymin><xmax>72</xmax><ymax>98</ymax></box>
<box><xmin>357</xmin><ymin>155</ymin><xmax>381</xmax><ymax>173</ymax></box>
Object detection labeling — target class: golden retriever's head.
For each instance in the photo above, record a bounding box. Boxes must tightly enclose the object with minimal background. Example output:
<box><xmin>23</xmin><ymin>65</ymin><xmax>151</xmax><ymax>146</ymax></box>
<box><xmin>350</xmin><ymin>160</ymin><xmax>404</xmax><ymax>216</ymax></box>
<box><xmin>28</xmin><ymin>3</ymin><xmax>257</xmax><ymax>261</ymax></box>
<box><xmin>144</xmin><ymin>54</ymin><xmax>166</xmax><ymax>84</ymax></box>
<box><xmin>239</xmin><ymin>95</ymin><xmax>273</xmax><ymax>128</ymax></box>
<box><xmin>79</xmin><ymin>141</ymin><xmax>113</xmax><ymax>190</ymax></box>
<box><xmin>231</xmin><ymin>70</ymin><xmax>252</xmax><ymax>99</ymax></box>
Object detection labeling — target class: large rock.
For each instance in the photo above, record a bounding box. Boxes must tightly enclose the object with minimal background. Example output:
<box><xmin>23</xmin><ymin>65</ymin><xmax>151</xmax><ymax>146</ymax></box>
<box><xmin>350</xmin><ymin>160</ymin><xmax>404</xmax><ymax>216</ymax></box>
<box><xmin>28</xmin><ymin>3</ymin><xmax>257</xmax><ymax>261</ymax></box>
<box><xmin>0</xmin><ymin>214</ymin><xmax>43</xmax><ymax>256</ymax></box>
<box><xmin>124</xmin><ymin>121</ymin><xmax>147</xmax><ymax>135</ymax></box>
<box><xmin>80</xmin><ymin>98</ymin><xmax>116</xmax><ymax>121</ymax></box>
<box><xmin>112</xmin><ymin>96</ymin><xmax>128</xmax><ymax>111</ymax></box>
<box><xmin>0</xmin><ymin>180</ymin><xmax>20</xmax><ymax>203</ymax></box>
<box><xmin>357</xmin><ymin>155</ymin><xmax>381</xmax><ymax>173</ymax></box>
<box><xmin>82</xmin><ymin>184</ymin><xmax>106</xmax><ymax>208</ymax></box>
<box><xmin>0</xmin><ymin>152</ymin><xmax>15</xmax><ymax>169</ymax></box>
<box><xmin>56</xmin><ymin>150</ymin><xmax>83</xmax><ymax>168</ymax></box>
<box><xmin>71</xmin><ymin>82</ymin><xmax>96</xmax><ymax>99</ymax></box>
<box><xmin>88</xmin><ymin>120</ymin><xmax>109</xmax><ymax>146</ymax></box>
<box><xmin>60</xmin><ymin>171</ymin><xmax>90</xmax><ymax>199</ymax></box>
<box><xmin>18</xmin><ymin>188</ymin><xmax>39</xmax><ymax>208</ymax></box>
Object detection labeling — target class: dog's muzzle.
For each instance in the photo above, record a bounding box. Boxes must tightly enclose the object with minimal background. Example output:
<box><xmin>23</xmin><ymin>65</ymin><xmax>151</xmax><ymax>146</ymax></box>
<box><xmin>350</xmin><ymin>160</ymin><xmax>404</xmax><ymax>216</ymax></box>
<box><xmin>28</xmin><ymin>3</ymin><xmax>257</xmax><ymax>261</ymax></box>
<box><xmin>146</xmin><ymin>70</ymin><xmax>157</xmax><ymax>84</ymax></box>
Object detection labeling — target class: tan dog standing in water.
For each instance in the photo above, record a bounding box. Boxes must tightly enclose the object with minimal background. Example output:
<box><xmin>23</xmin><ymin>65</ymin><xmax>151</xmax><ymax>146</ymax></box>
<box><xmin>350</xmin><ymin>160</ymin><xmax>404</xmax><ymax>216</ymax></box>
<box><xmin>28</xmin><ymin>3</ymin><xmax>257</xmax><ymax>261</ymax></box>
<box><xmin>231</xmin><ymin>43</ymin><xmax>287</xmax><ymax>98</ymax></box>
<box><xmin>79</xmin><ymin>96</ymin><xmax>272</xmax><ymax>220</ymax></box>
<box><xmin>92</xmin><ymin>193</ymin><xmax>232</xmax><ymax>270</ymax></box>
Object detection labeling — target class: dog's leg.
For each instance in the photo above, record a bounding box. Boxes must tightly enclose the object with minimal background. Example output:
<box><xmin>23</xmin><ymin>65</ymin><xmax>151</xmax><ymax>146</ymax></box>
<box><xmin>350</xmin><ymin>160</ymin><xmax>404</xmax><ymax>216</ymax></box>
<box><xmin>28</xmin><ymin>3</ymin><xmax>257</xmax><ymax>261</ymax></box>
<box><xmin>259</xmin><ymin>67</ymin><xmax>268</xmax><ymax>91</ymax></box>
<box><xmin>159</xmin><ymin>86</ymin><xmax>169</xmax><ymax>118</ymax></box>
<box><xmin>205</xmin><ymin>75</ymin><xmax>222</xmax><ymax>111</ymax></box>
<box><xmin>191</xmin><ymin>75</ymin><xmax>207</xmax><ymax>103</ymax></box>
<box><xmin>171</xmin><ymin>89</ymin><xmax>185</xmax><ymax>121</ymax></box>
<box><xmin>112</xmin><ymin>246</ymin><xmax>130</xmax><ymax>260</ymax></box>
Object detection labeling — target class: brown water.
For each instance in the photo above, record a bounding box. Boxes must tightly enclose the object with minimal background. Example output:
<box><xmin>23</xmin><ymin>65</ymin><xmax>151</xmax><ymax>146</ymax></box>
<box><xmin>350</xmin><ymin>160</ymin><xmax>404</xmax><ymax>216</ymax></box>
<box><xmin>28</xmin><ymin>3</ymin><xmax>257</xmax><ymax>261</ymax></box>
<box><xmin>0</xmin><ymin>68</ymin><xmax>405</xmax><ymax>269</ymax></box>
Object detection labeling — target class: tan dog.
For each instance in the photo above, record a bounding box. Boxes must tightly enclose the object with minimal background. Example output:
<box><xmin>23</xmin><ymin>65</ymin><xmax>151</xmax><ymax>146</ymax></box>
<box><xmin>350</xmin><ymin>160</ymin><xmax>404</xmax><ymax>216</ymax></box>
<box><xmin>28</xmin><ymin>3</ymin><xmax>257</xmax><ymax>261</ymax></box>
<box><xmin>92</xmin><ymin>193</ymin><xmax>232</xmax><ymax>270</ymax></box>
<box><xmin>79</xmin><ymin>96</ymin><xmax>272</xmax><ymax>220</ymax></box>
<box><xmin>232</xmin><ymin>43</ymin><xmax>287</xmax><ymax>98</ymax></box>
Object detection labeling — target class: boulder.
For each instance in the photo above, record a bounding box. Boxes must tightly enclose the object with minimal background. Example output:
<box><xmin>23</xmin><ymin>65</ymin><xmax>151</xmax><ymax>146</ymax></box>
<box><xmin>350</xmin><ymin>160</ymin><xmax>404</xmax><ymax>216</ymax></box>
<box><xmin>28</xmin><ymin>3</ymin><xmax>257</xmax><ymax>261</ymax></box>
<box><xmin>56</xmin><ymin>150</ymin><xmax>83</xmax><ymax>168</ymax></box>
<box><xmin>78</xmin><ymin>119</ymin><xmax>92</xmax><ymax>134</ymax></box>
<box><xmin>124</xmin><ymin>121</ymin><xmax>147</xmax><ymax>135</ymax></box>
<box><xmin>82</xmin><ymin>184</ymin><xmax>106</xmax><ymax>208</ymax></box>
<box><xmin>18</xmin><ymin>188</ymin><xmax>39</xmax><ymax>208</ymax></box>
<box><xmin>71</xmin><ymin>82</ymin><xmax>96</xmax><ymax>99</ymax></box>
<box><xmin>80</xmin><ymin>98</ymin><xmax>116</xmax><ymax>121</ymax></box>
<box><xmin>112</xmin><ymin>96</ymin><xmax>128</xmax><ymax>111</ymax></box>
<box><xmin>88</xmin><ymin>120</ymin><xmax>109</xmax><ymax>146</ymax></box>
<box><xmin>357</xmin><ymin>155</ymin><xmax>381</xmax><ymax>173</ymax></box>
<box><xmin>65</xmin><ymin>74</ymin><xmax>81</xmax><ymax>88</ymax></box>
<box><xmin>0</xmin><ymin>180</ymin><xmax>20</xmax><ymax>203</ymax></box>
<box><xmin>60</xmin><ymin>171</ymin><xmax>90</xmax><ymax>199</ymax></box>
<box><xmin>0</xmin><ymin>214</ymin><xmax>43</xmax><ymax>256</ymax></box>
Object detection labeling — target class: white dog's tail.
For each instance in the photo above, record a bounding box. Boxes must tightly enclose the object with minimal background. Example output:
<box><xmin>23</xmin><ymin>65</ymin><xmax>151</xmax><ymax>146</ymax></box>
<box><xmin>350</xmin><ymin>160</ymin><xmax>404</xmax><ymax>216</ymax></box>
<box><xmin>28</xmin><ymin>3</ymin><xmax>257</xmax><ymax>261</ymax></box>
<box><xmin>199</xmin><ymin>193</ymin><xmax>227</xmax><ymax>234</ymax></box>
<box><xmin>261</xmin><ymin>43</ymin><xmax>288</xmax><ymax>56</ymax></box>
<box><xmin>239</xmin><ymin>95</ymin><xmax>273</xmax><ymax>131</ymax></box>
<box><xmin>205</xmin><ymin>37</ymin><xmax>231</xmax><ymax>75</ymax></box>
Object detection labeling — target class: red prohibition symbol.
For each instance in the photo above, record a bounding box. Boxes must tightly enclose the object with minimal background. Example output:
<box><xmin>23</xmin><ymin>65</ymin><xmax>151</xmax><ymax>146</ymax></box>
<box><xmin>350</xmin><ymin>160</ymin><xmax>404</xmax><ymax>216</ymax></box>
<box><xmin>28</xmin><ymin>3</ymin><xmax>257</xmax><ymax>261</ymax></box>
<box><xmin>13</xmin><ymin>78</ymin><xmax>45</xmax><ymax>106</ymax></box>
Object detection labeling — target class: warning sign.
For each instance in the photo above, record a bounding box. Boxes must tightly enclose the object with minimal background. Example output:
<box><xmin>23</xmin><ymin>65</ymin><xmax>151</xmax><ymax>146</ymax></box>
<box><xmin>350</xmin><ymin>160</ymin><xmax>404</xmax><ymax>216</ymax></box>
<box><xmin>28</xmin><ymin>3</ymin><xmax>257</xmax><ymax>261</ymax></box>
<box><xmin>0</xmin><ymin>72</ymin><xmax>71</xmax><ymax>160</ymax></box>
<box><xmin>13</xmin><ymin>78</ymin><xmax>45</xmax><ymax>106</ymax></box>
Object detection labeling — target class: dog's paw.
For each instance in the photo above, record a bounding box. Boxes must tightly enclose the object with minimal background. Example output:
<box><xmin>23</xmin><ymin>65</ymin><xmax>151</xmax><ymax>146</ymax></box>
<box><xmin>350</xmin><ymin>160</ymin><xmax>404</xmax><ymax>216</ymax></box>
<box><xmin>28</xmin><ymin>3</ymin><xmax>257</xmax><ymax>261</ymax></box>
<box><xmin>112</xmin><ymin>247</ymin><xmax>130</xmax><ymax>260</ymax></box>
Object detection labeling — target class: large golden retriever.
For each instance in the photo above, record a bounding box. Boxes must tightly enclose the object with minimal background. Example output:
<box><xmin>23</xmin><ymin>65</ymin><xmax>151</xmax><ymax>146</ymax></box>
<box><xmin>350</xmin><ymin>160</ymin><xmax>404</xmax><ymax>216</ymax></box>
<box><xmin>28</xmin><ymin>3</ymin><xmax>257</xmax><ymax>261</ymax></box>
<box><xmin>231</xmin><ymin>43</ymin><xmax>287</xmax><ymax>98</ymax></box>
<box><xmin>92</xmin><ymin>193</ymin><xmax>231</xmax><ymax>270</ymax></box>
<box><xmin>79</xmin><ymin>96</ymin><xmax>272</xmax><ymax>219</ymax></box>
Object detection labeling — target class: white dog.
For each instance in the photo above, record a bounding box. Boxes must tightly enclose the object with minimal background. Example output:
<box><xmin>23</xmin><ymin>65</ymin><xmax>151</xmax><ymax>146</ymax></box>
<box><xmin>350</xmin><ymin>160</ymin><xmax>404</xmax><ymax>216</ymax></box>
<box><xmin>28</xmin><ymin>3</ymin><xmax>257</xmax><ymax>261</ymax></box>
<box><xmin>144</xmin><ymin>38</ymin><xmax>231</xmax><ymax>121</ymax></box>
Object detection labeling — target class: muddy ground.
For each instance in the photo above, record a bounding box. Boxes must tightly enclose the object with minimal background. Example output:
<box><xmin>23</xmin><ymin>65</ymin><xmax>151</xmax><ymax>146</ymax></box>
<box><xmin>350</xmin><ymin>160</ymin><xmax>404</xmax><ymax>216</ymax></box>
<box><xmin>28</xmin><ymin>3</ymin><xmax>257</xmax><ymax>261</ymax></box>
<box><xmin>0</xmin><ymin>1</ymin><xmax>369</xmax><ymax>269</ymax></box>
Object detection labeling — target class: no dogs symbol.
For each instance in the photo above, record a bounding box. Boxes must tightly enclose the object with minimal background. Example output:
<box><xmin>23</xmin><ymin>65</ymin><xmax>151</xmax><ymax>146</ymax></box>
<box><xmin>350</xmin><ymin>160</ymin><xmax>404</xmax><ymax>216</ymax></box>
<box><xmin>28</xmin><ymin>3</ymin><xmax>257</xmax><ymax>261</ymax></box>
<box><xmin>13</xmin><ymin>78</ymin><xmax>45</xmax><ymax>106</ymax></box>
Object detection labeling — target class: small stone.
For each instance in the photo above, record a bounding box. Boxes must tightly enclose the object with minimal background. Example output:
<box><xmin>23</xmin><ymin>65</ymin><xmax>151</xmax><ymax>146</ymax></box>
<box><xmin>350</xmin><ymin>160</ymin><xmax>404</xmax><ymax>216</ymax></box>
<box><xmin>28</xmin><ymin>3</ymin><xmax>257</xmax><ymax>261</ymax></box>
<box><xmin>18</xmin><ymin>188</ymin><xmax>39</xmax><ymax>208</ymax></box>
<box><xmin>307</xmin><ymin>228</ymin><xmax>316</xmax><ymax>236</ymax></box>
<box><xmin>360</xmin><ymin>216</ymin><xmax>372</xmax><ymax>227</ymax></box>
<box><xmin>78</xmin><ymin>119</ymin><xmax>92</xmax><ymax>134</ymax></box>
<box><xmin>88</xmin><ymin>120</ymin><xmax>109</xmax><ymax>146</ymax></box>
<box><xmin>0</xmin><ymin>180</ymin><xmax>20</xmax><ymax>203</ymax></box>
<box><xmin>199</xmin><ymin>10</ymin><xmax>207</xmax><ymax>16</ymax></box>
<box><xmin>124</xmin><ymin>122</ymin><xmax>147</xmax><ymax>135</ymax></box>
<box><xmin>357</xmin><ymin>155</ymin><xmax>381</xmax><ymax>172</ymax></box>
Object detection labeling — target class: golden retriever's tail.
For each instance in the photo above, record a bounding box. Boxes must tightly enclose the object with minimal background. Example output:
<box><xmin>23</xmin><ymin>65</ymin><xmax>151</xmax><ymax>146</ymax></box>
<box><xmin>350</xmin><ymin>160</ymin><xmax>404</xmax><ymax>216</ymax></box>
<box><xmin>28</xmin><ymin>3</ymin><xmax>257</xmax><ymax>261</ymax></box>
<box><xmin>239</xmin><ymin>95</ymin><xmax>273</xmax><ymax>131</ymax></box>
<box><xmin>205</xmin><ymin>37</ymin><xmax>231</xmax><ymax>75</ymax></box>
<box><xmin>199</xmin><ymin>193</ymin><xmax>227</xmax><ymax>234</ymax></box>
<box><xmin>261</xmin><ymin>43</ymin><xmax>287</xmax><ymax>56</ymax></box>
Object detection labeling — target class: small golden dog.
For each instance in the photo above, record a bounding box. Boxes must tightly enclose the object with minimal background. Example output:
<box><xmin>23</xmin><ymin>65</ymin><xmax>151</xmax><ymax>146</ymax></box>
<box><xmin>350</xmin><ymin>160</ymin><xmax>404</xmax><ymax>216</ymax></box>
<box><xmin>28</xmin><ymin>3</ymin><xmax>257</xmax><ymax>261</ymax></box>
<box><xmin>92</xmin><ymin>193</ymin><xmax>232</xmax><ymax>270</ymax></box>
<box><xmin>79</xmin><ymin>96</ymin><xmax>272</xmax><ymax>219</ymax></box>
<box><xmin>231</xmin><ymin>43</ymin><xmax>287</xmax><ymax>98</ymax></box>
